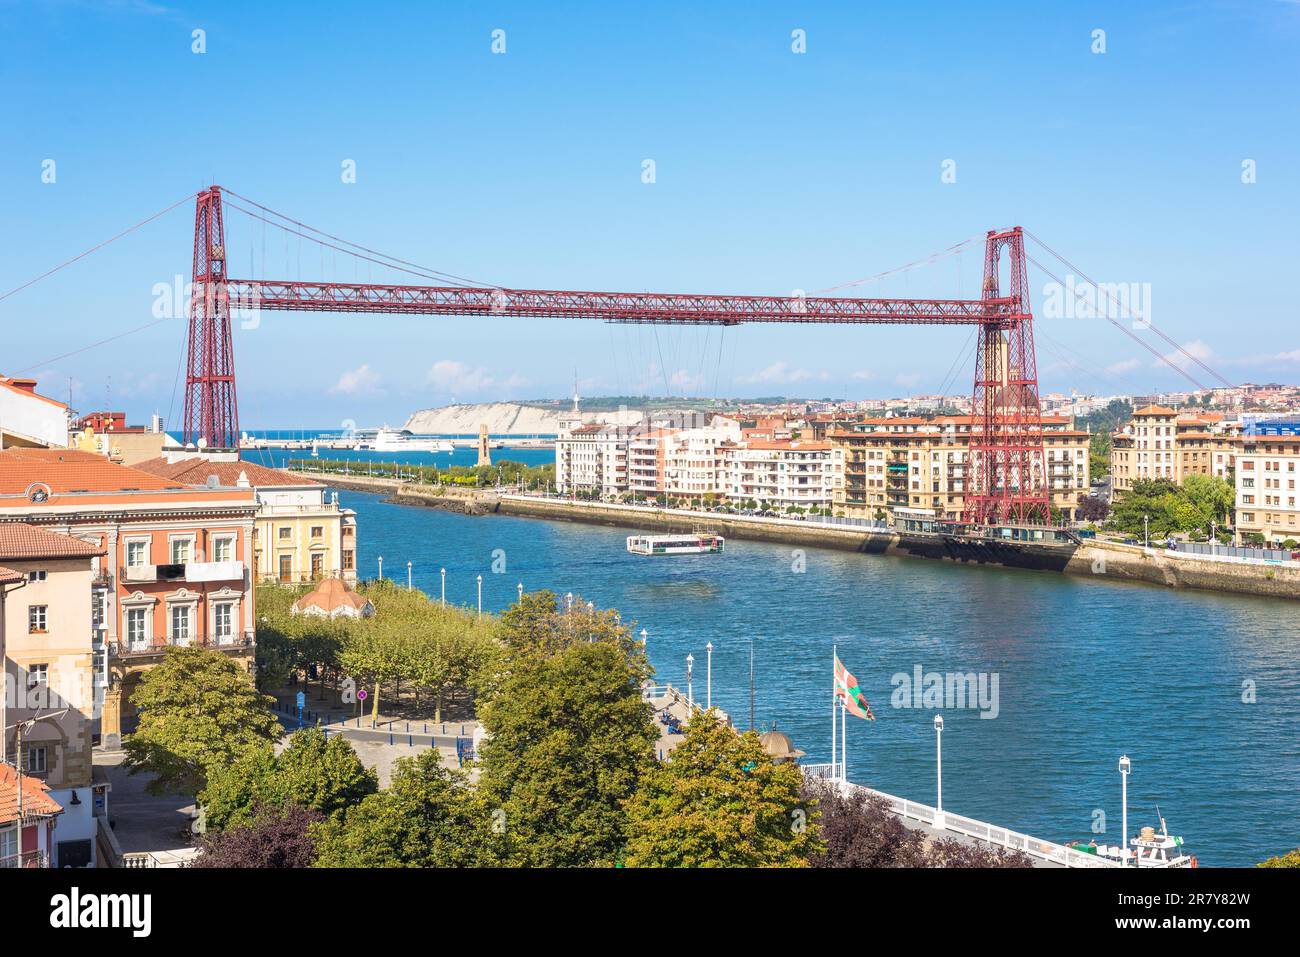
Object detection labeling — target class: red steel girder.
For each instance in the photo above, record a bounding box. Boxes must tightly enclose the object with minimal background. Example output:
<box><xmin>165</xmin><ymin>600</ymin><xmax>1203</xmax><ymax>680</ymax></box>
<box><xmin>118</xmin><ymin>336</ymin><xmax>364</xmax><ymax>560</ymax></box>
<box><xmin>225</xmin><ymin>279</ymin><xmax>1012</xmax><ymax>326</ymax></box>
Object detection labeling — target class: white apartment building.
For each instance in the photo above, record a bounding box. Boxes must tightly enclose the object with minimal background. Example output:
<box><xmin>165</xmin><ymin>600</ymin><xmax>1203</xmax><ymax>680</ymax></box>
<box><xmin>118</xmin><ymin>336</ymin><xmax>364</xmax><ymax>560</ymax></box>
<box><xmin>726</xmin><ymin>440</ymin><xmax>833</xmax><ymax>509</ymax></box>
<box><xmin>554</xmin><ymin>424</ymin><xmax>632</xmax><ymax>497</ymax></box>
<box><xmin>663</xmin><ymin>422</ymin><xmax>741</xmax><ymax>499</ymax></box>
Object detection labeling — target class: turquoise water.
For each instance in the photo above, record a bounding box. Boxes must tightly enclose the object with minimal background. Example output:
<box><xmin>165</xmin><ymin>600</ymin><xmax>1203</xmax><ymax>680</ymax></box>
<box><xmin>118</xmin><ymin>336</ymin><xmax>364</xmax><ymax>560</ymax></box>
<box><xmin>250</xmin><ymin>447</ymin><xmax>1299</xmax><ymax>866</ymax></box>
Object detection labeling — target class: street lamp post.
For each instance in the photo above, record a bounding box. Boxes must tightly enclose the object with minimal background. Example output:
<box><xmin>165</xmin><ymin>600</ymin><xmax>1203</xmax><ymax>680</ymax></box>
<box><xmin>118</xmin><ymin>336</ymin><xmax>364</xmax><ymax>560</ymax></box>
<box><xmin>686</xmin><ymin>654</ymin><xmax>694</xmax><ymax>710</ymax></box>
<box><xmin>476</xmin><ymin>575</ymin><xmax>483</xmax><ymax>618</ymax></box>
<box><xmin>640</xmin><ymin>628</ymin><xmax>647</xmax><ymax>647</ymax></box>
<box><xmin>406</xmin><ymin>561</ymin><xmax>412</xmax><ymax>590</ymax></box>
<box><xmin>705</xmin><ymin>641</ymin><xmax>713</xmax><ymax>710</ymax></box>
<box><xmin>1119</xmin><ymin>754</ymin><xmax>1131</xmax><ymax>867</ymax></box>
<box><xmin>440</xmin><ymin>567</ymin><xmax>446</xmax><ymax>607</ymax></box>
<box><xmin>378</xmin><ymin>555</ymin><xmax>383</xmax><ymax>580</ymax></box>
<box><xmin>934</xmin><ymin>714</ymin><xmax>945</xmax><ymax>828</ymax></box>
<box><xmin>517</xmin><ymin>581</ymin><xmax>523</xmax><ymax>603</ymax></box>
<box><xmin>1143</xmin><ymin>514</ymin><xmax>1149</xmax><ymax>548</ymax></box>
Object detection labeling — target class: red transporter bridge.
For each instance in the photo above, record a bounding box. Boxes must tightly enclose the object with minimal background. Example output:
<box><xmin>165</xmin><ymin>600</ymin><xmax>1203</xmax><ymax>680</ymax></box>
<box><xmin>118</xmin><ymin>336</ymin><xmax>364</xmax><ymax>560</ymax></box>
<box><xmin>182</xmin><ymin>186</ymin><xmax>1050</xmax><ymax>525</ymax></box>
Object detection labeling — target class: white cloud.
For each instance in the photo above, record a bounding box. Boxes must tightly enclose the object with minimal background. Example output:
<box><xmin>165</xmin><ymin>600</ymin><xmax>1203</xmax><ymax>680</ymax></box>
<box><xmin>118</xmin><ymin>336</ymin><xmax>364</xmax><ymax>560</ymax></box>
<box><xmin>1106</xmin><ymin>358</ymin><xmax>1141</xmax><ymax>375</ymax></box>
<box><xmin>740</xmin><ymin>361</ymin><xmax>825</xmax><ymax>385</ymax></box>
<box><xmin>331</xmin><ymin>363</ymin><xmax>382</xmax><ymax>396</ymax></box>
<box><xmin>850</xmin><ymin>369</ymin><xmax>874</xmax><ymax>380</ymax></box>
<box><xmin>424</xmin><ymin>360</ymin><xmax>525</xmax><ymax>394</ymax></box>
<box><xmin>1152</xmin><ymin>339</ymin><xmax>1213</xmax><ymax>371</ymax></box>
<box><xmin>894</xmin><ymin>372</ymin><xmax>922</xmax><ymax>388</ymax></box>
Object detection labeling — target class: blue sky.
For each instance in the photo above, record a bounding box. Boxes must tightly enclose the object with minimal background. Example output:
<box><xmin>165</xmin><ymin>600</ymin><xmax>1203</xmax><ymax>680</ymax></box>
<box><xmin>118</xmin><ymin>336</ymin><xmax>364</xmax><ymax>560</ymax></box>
<box><xmin>1</xmin><ymin>0</ymin><xmax>1297</xmax><ymax>428</ymax></box>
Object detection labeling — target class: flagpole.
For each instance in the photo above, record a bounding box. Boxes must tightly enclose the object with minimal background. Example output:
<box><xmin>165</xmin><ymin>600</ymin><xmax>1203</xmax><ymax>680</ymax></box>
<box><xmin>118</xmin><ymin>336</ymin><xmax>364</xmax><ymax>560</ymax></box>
<box><xmin>831</xmin><ymin>644</ymin><xmax>837</xmax><ymax>780</ymax></box>
<box><xmin>840</xmin><ymin>698</ymin><xmax>847</xmax><ymax>781</ymax></box>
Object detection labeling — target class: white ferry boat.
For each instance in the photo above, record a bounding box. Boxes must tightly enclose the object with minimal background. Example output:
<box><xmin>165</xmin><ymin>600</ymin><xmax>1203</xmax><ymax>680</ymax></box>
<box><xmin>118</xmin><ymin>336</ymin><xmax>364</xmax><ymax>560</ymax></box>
<box><xmin>1069</xmin><ymin>817</ymin><xmax>1196</xmax><ymax>868</ymax></box>
<box><xmin>626</xmin><ymin>531</ymin><xmax>725</xmax><ymax>556</ymax></box>
<box><xmin>356</xmin><ymin>427</ymin><xmax>454</xmax><ymax>453</ymax></box>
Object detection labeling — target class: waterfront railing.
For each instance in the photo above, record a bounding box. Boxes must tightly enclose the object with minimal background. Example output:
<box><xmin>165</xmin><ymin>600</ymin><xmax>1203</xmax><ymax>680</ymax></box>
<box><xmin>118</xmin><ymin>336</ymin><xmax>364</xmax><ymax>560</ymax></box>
<box><xmin>800</xmin><ymin>765</ymin><xmax>1120</xmax><ymax>869</ymax></box>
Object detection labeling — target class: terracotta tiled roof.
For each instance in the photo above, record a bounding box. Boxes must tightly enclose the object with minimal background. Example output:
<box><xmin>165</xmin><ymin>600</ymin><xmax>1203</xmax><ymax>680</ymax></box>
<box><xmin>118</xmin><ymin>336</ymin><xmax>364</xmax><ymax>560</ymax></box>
<box><xmin>0</xmin><ymin>522</ymin><xmax>104</xmax><ymax>561</ymax></box>
<box><xmin>0</xmin><ymin>449</ymin><xmax>186</xmax><ymax>495</ymax></box>
<box><xmin>0</xmin><ymin>764</ymin><xmax>63</xmax><ymax>825</ymax></box>
<box><xmin>131</xmin><ymin>456</ymin><xmax>322</xmax><ymax>489</ymax></box>
<box><xmin>292</xmin><ymin>577</ymin><xmax>374</xmax><ymax>617</ymax></box>
<box><xmin>0</xmin><ymin>565</ymin><xmax>22</xmax><ymax>585</ymax></box>
<box><xmin>1133</xmin><ymin>405</ymin><xmax>1177</xmax><ymax>416</ymax></box>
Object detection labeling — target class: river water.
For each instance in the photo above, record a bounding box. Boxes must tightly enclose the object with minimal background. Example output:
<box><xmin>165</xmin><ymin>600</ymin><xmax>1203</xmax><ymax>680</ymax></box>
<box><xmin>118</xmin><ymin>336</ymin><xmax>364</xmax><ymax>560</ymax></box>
<box><xmin>249</xmin><ymin>444</ymin><xmax>1299</xmax><ymax>866</ymax></box>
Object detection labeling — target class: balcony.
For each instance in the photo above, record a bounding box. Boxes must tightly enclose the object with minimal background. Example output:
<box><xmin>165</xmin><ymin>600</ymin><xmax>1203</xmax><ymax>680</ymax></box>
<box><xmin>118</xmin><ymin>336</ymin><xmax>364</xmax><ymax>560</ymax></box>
<box><xmin>0</xmin><ymin>850</ymin><xmax>49</xmax><ymax>869</ymax></box>
<box><xmin>120</xmin><ymin>561</ymin><xmax>243</xmax><ymax>584</ymax></box>
<box><xmin>110</xmin><ymin>633</ymin><xmax>252</xmax><ymax>659</ymax></box>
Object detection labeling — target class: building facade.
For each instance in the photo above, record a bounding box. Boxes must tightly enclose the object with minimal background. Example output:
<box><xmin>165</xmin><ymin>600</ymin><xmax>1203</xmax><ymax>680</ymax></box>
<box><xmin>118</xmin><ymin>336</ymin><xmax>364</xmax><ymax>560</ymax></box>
<box><xmin>829</xmin><ymin>415</ymin><xmax>1091</xmax><ymax>523</ymax></box>
<box><xmin>1235</xmin><ymin>426</ymin><xmax>1300</xmax><ymax>543</ymax></box>
<box><xmin>0</xmin><ymin>449</ymin><xmax>260</xmax><ymax>747</ymax></box>
<box><xmin>133</xmin><ymin>453</ymin><xmax>358</xmax><ymax>583</ymax></box>
<box><xmin>0</xmin><ymin>376</ymin><xmax>68</xmax><ymax>450</ymax></box>
<box><xmin>1111</xmin><ymin>406</ymin><xmax>1239</xmax><ymax>495</ymax></box>
<box><xmin>0</xmin><ymin>523</ymin><xmax>104</xmax><ymax>867</ymax></box>
<box><xmin>725</xmin><ymin>440</ymin><xmax>833</xmax><ymax>509</ymax></box>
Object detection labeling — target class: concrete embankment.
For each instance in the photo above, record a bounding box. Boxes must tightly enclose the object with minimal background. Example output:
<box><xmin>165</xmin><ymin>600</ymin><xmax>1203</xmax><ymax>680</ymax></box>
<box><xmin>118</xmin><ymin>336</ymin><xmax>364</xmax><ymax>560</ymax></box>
<box><xmin>290</xmin><ymin>470</ymin><xmax>1300</xmax><ymax>601</ymax></box>
<box><xmin>1066</xmin><ymin>540</ymin><xmax>1300</xmax><ymax>600</ymax></box>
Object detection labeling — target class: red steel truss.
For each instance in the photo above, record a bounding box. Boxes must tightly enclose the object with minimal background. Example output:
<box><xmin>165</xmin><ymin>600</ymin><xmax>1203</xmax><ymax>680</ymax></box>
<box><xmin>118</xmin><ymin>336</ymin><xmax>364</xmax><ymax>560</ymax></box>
<box><xmin>182</xmin><ymin>187</ymin><xmax>240</xmax><ymax>451</ymax></box>
<box><xmin>183</xmin><ymin>187</ymin><xmax>1050</xmax><ymax>523</ymax></box>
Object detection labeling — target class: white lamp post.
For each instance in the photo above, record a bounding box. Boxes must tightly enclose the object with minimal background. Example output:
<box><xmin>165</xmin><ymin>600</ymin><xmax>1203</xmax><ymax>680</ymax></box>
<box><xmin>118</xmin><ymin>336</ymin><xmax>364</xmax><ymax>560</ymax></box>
<box><xmin>565</xmin><ymin>592</ymin><xmax>573</xmax><ymax>613</ymax></box>
<box><xmin>934</xmin><ymin>714</ymin><xmax>945</xmax><ymax>828</ymax></box>
<box><xmin>517</xmin><ymin>582</ymin><xmax>523</xmax><ymax>602</ymax></box>
<box><xmin>377</xmin><ymin>555</ymin><xmax>383</xmax><ymax>580</ymax></box>
<box><xmin>639</xmin><ymin>628</ymin><xmax>647</xmax><ymax>647</ymax></box>
<box><xmin>406</xmin><ymin>561</ymin><xmax>412</xmax><ymax>590</ymax></box>
<box><xmin>476</xmin><ymin>575</ymin><xmax>483</xmax><ymax>618</ymax></box>
<box><xmin>1119</xmin><ymin>754</ymin><xmax>1131</xmax><ymax>867</ymax></box>
<box><xmin>705</xmin><ymin>642</ymin><xmax>713</xmax><ymax>710</ymax></box>
<box><xmin>440</xmin><ymin>567</ymin><xmax>446</xmax><ymax>606</ymax></box>
<box><xmin>686</xmin><ymin>654</ymin><xmax>694</xmax><ymax>710</ymax></box>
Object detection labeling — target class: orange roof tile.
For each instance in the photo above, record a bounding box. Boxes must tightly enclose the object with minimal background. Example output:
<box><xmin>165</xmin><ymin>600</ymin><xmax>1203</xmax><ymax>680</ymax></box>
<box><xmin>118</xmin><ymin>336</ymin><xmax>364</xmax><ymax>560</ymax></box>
<box><xmin>0</xmin><ymin>449</ymin><xmax>186</xmax><ymax>495</ymax></box>
<box><xmin>131</xmin><ymin>456</ymin><xmax>322</xmax><ymax>489</ymax></box>
<box><xmin>292</xmin><ymin>578</ymin><xmax>374</xmax><ymax>617</ymax></box>
<box><xmin>0</xmin><ymin>764</ymin><xmax>63</xmax><ymax>824</ymax></box>
<box><xmin>0</xmin><ymin>522</ymin><xmax>104</xmax><ymax>561</ymax></box>
<box><xmin>0</xmin><ymin>565</ymin><xmax>22</xmax><ymax>585</ymax></box>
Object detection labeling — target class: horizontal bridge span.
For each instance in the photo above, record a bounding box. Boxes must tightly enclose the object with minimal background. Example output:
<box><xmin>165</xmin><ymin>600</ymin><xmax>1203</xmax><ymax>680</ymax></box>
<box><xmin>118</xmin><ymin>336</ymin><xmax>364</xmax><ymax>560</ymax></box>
<box><xmin>224</xmin><ymin>279</ymin><xmax>1008</xmax><ymax>325</ymax></box>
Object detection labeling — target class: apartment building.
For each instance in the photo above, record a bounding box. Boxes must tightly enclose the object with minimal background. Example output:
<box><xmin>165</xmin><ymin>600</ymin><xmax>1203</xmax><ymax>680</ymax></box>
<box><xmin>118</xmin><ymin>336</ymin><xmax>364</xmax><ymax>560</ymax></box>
<box><xmin>0</xmin><ymin>522</ymin><xmax>105</xmax><ymax>867</ymax></box>
<box><xmin>1235</xmin><ymin>424</ymin><xmax>1300</xmax><ymax>543</ymax></box>
<box><xmin>133</xmin><ymin>452</ymin><xmax>358</xmax><ymax>583</ymax></box>
<box><xmin>0</xmin><ymin>448</ymin><xmax>259</xmax><ymax>747</ymax></box>
<box><xmin>663</xmin><ymin>422</ymin><xmax>741</xmax><ymax>499</ymax></box>
<box><xmin>725</xmin><ymin>440</ymin><xmax>833</xmax><ymax>509</ymax></box>
<box><xmin>830</xmin><ymin>415</ymin><xmax>1090</xmax><ymax>523</ymax></box>
<box><xmin>69</xmin><ymin>410</ymin><xmax>171</xmax><ymax>466</ymax></box>
<box><xmin>1111</xmin><ymin>407</ymin><xmax>1239</xmax><ymax>495</ymax></box>
<box><xmin>628</xmin><ymin>428</ymin><xmax>678</xmax><ymax>499</ymax></box>
<box><xmin>554</xmin><ymin>424</ymin><xmax>632</xmax><ymax>498</ymax></box>
<box><xmin>1</xmin><ymin>763</ymin><xmax>62</xmax><ymax>868</ymax></box>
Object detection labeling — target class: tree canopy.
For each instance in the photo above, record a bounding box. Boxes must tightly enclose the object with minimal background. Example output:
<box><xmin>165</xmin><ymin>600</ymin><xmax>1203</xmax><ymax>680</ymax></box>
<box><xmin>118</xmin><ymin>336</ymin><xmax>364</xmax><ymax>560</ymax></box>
<box><xmin>623</xmin><ymin>711</ymin><xmax>820</xmax><ymax>867</ymax></box>
<box><xmin>123</xmin><ymin>646</ymin><xmax>280</xmax><ymax>796</ymax></box>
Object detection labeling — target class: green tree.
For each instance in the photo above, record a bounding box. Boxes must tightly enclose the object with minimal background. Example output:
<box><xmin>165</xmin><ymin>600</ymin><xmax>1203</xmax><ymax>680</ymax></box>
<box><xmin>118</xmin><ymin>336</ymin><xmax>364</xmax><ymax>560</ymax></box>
<box><xmin>313</xmin><ymin>750</ymin><xmax>498</xmax><ymax>867</ymax></box>
<box><xmin>202</xmin><ymin>727</ymin><xmax>378</xmax><ymax>831</ymax></box>
<box><xmin>476</xmin><ymin>592</ymin><xmax>657</xmax><ymax>867</ymax></box>
<box><xmin>123</xmin><ymin>646</ymin><xmax>280</xmax><ymax>796</ymax></box>
<box><xmin>622</xmin><ymin>712</ymin><xmax>821</xmax><ymax>867</ymax></box>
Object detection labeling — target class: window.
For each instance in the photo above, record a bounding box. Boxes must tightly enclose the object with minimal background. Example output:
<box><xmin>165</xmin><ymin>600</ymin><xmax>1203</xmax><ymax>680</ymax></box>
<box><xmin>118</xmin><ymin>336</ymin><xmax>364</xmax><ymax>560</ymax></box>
<box><xmin>28</xmin><ymin>605</ymin><xmax>47</xmax><ymax>634</ymax></box>
<box><xmin>26</xmin><ymin>570</ymin><xmax>47</xmax><ymax>582</ymax></box>
<box><xmin>214</xmin><ymin>603</ymin><xmax>234</xmax><ymax>642</ymax></box>
<box><xmin>170</xmin><ymin>537</ymin><xmax>193</xmax><ymax>565</ymax></box>
<box><xmin>28</xmin><ymin>663</ymin><xmax>48</xmax><ymax>688</ymax></box>
<box><xmin>310</xmin><ymin>525</ymin><xmax>323</xmax><ymax>538</ymax></box>
<box><xmin>342</xmin><ymin>550</ymin><xmax>354</xmax><ymax>572</ymax></box>
<box><xmin>26</xmin><ymin>747</ymin><xmax>48</xmax><ymax>774</ymax></box>
<box><xmin>278</xmin><ymin>527</ymin><xmax>291</xmax><ymax>540</ymax></box>
<box><xmin>278</xmin><ymin>555</ymin><xmax>293</xmax><ymax>583</ymax></box>
<box><xmin>126</xmin><ymin>540</ymin><xmax>148</xmax><ymax>567</ymax></box>
<box><xmin>0</xmin><ymin>828</ymin><xmax>15</xmax><ymax>861</ymax></box>
<box><xmin>213</xmin><ymin>536</ymin><xmax>233</xmax><ymax>563</ymax></box>
<box><xmin>170</xmin><ymin>605</ymin><xmax>191</xmax><ymax>642</ymax></box>
<box><xmin>127</xmin><ymin>608</ymin><xmax>148</xmax><ymax>647</ymax></box>
<box><xmin>311</xmin><ymin>553</ymin><xmax>325</xmax><ymax>577</ymax></box>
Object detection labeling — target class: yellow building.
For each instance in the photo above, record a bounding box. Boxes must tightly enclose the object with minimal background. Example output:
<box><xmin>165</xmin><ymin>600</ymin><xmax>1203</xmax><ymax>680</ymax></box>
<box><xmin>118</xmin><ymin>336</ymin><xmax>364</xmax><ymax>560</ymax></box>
<box><xmin>1235</xmin><ymin>430</ymin><xmax>1300</xmax><ymax>544</ymax></box>
<box><xmin>133</xmin><ymin>453</ymin><xmax>357</xmax><ymax>583</ymax></box>
<box><xmin>1111</xmin><ymin>407</ymin><xmax>1239</xmax><ymax>496</ymax></box>
<box><xmin>830</xmin><ymin>415</ymin><xmax>1090</xmax><ymax>523</ymax></box>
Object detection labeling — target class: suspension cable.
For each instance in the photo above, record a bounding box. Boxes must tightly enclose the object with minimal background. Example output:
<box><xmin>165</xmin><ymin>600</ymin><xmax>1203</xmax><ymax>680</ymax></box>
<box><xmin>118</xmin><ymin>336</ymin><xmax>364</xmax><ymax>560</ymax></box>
<box><xmin>0</xmin><ymin>192</ymin><xmax>198</xmax><ymax>304</ymax></box>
